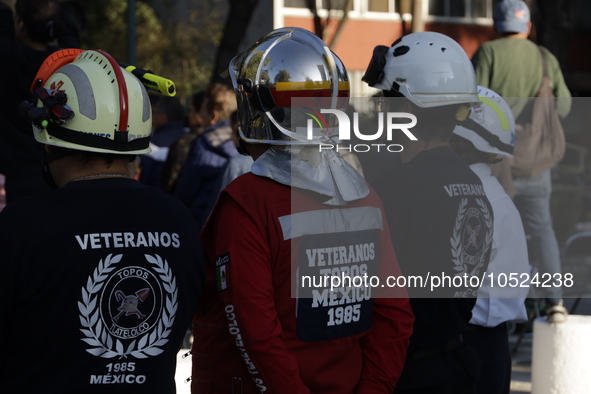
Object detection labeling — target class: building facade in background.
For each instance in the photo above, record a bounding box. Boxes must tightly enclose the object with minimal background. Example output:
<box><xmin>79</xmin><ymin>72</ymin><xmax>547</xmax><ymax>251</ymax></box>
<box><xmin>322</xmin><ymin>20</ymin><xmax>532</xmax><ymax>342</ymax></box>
<box><xmin>242</xmin><ymin>0</ymin><xmax>590</xmax><ymax>97</ymax></box>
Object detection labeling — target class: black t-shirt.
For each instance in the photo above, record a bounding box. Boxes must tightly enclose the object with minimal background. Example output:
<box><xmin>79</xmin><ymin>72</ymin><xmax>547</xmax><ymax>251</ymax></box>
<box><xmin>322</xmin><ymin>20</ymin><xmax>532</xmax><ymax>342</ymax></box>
<box><xmin>0</xmin><ymin>178</ymin><xmax>204</xmax><ymax>393</ymax></box>
<box><xmin>375</xmin><ymin>147</ymin><xmax>493</xmax><ymax>352</ymax></box>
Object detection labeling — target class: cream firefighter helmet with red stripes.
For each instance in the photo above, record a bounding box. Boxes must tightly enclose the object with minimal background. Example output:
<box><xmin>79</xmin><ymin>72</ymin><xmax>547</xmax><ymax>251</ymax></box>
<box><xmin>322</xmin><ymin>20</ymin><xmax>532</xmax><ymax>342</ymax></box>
<box><xmin>32</xmin><ymin>49</ymin><xmax>152</xmax><ymax>155</ymax></box>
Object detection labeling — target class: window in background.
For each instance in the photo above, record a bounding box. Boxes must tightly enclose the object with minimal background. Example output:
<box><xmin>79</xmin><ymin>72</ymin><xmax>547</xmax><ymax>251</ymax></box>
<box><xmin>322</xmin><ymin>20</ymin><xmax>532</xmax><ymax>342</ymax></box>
<box><xmin>285</xmin><ymin>0</ymin><xmax>308</xmax><ymax>8</ymax></box>
<box><xmin>321</xmin><ymin>0</ymin><xmax>354</xmax><ymax>11</ymax></box>
<box><xmin>369</xmin><ymin>0</ymin><xmax>390</xmax><ymax>13</ymax></box>
<box><xmin>428</xmin><ymin>0</ymin><xmax>491</xmax><ymax>18</ymax></box>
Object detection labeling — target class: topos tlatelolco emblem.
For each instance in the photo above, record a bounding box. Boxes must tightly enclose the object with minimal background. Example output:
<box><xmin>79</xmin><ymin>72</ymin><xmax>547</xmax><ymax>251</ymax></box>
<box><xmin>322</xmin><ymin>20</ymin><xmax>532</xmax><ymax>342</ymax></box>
<box><xmin>106</xmin><ymin>265</ymin><xmax>160</xmax><ymax>339</ymax></box>
<box><xmin>451</xmin><ymin>198</ymin><xmax>493</xmax><ymax>277</ymax></box>
<box><xmin>78</xmin><ymin>254</ymin><xmax>178</xmax><ymax>359</ymax></box>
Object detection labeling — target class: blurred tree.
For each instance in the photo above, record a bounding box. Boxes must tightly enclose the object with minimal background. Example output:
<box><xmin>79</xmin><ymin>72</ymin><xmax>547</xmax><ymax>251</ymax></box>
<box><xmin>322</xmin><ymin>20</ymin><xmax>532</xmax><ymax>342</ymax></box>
<box><xmin>81</xmin><ymin>0</ymin><xmax>225</xmax><ymax>99</ymax></box>
<box><xmin>240</xmin><ymin>51</ymin><xmax>270</xmax><ymax>82</ymax></box>
<box><xmin>81</xmin><ymin>0</ymin><xmax>168</xmax><ymax>78</ymax></box>
<box><xmin>166</xmin><ymin>3</ymin><xmax>225</xmax><ymax>96</ymax></box>
<box><xmin>305</xmin><ymin>0</ymin><xmax>352</xmax><ymax>48</ymax></box>
<box><xmin>212</xmin><ymin>0</ymin><xmax>259</xmax><ymax>84</ymax></box>
<box><xmin>275</xmin><ymin>69</ymin><xmax>291</xmax><ymax>83</ymax></box>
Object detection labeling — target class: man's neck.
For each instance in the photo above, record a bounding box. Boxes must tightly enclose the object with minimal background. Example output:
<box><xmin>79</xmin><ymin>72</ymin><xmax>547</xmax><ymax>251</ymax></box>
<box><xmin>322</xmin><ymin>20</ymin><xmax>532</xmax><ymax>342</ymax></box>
<box><xmin>53</xmin><ymin>157</ymin><xmax>132</xmax><ymax>187</ymax></box>
<box><xmin>16</xmin><ymin>21</ymin><xmax>48</xmax><ymax>51</ymax></box>
<box><xmin>502</xmin><ymin>32</ymin><xmax>528</xmax><ymax>40</ymax></box>
<box><xmin>23</xmin><ymin>39</ymin><xmax>47</xmax><ymax>51</ymax></box>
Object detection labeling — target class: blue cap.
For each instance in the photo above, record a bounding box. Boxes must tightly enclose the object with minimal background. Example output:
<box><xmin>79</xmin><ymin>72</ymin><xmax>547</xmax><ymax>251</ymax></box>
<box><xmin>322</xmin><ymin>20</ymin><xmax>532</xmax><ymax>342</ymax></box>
<box><xmin>494</xmin><ymin>0</ymin><xmax>530</xmax><ymax>34</ymax></box>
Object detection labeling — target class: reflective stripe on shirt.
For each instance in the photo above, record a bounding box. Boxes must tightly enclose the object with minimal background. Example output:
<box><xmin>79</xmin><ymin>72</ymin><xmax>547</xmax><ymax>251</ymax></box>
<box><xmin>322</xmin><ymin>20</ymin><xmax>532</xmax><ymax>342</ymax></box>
<box><xmin>279</xmin><ymin>206</ymin><xmax>383</xmax><ymax>241</ymax></box>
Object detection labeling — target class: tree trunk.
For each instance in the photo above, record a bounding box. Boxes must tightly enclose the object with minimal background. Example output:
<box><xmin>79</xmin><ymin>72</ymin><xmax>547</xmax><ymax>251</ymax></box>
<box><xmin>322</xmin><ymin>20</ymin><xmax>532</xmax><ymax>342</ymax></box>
<box><xmin>307</xmin><ymin>0</ymin><xmax>324</xmax><ymax>38</ymax></box>
<box><xmin>328</xmin><ymin>0</ymin><xmax>352</xmax><ymax>49</ymax></box>
<box><xmin>211</xmin><ymin>0</ymin><xmax>260</xmax><ymax>84</ymax></box>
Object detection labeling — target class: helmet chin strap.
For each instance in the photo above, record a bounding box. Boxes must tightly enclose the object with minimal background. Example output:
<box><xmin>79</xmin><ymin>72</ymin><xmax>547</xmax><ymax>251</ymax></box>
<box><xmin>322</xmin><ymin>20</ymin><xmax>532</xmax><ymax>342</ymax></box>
<box><xmin>237</xmin><ymin>138</ymin><xmax>251</xmax><ymax>156</ymax></box>
<box><xmin>41</xmin><ymin>147</ymin><xmax>75</xmax><ymax>189</ymax></box>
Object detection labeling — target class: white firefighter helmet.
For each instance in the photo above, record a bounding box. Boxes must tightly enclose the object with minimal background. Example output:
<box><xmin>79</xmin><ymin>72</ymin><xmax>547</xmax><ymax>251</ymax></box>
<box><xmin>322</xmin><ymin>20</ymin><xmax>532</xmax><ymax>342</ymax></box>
<box><xmin>362</xmin><ymin>31</ymin><xmax>479</xmax><ymax>108</ymax></box>
<box><xmin>30</xmin><ymin>49</ymin><xmax>152</xmax><ymax>155</ymax></box>
<box><xmin>453</xmin><ymin>86</ymin><xmax>515</xmax><ymax>157</ymax></box>
<box><xmin>227</xmin><ymin>27</ymin><xmax>350</xmax><ymax>145</ymax></box>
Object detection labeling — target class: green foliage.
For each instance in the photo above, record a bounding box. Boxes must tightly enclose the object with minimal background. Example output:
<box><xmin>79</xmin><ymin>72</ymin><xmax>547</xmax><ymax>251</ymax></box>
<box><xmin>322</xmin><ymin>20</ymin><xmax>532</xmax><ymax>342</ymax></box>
<box><xmin>274</xmin><ymin>69</ymin><xmax>291</xmax><ymax>83</ymax></box>
<box><xmin>80</xmin><ymin>0</ymin><xmax>225</xmax><ymax>99</ymax></box>
<box><xmin>241</xmin><ymin>51</ymin><xmax>269</xmax><ymax>81</ymax></box>
<box><xmin>81</xmin><ymin>0</ymin><xmax>167</xmax><ymax>73</ymax></box>
<box><xmin>163</xmin><ymin>2</ymin><xmax>225</xmax><ymax>97</ymax></box>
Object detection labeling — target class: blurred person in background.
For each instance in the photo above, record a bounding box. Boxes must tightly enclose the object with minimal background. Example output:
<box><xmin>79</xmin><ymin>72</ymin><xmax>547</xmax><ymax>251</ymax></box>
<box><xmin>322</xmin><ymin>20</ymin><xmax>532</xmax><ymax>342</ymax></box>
<box><xmin>0</xmin><ymin>0</ymin><xmax>82</xmax><ymax>204</ymax></box>
<box><xmin>161</xmin><ymin>91</ymin><xmax>205</xmax><ymax>194</ymax></box>
<box><xmin>138</xmin><ymin>95</ymin><xmax>187</xmax><ymax>189</ymax></box>
<box><xmin>174</xmin><ymin>82</ymin><xmax>237</xmax><ymax>229</ymax></box>
<box><xmin>216</xmin><ymin>111</ymin><xmax>253</xmax><ymax>194</ymax></box>
<box><xmin>0</xmin><ymin>174</ymin><xmax>6</xmax><ymax>211</ymax></box>
<box><xmin>472</xmin><ymin>0</ymin><xmax>572</xmax><ymax>323</ymax></box>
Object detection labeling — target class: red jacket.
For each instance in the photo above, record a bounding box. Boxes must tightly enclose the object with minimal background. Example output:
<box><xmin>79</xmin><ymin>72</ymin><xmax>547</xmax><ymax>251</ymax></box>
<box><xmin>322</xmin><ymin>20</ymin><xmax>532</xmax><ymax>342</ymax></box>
<box><xmin>192</xmin><ymin>173</ymin><xmax>414</xmax><ymax>393</ymax></box>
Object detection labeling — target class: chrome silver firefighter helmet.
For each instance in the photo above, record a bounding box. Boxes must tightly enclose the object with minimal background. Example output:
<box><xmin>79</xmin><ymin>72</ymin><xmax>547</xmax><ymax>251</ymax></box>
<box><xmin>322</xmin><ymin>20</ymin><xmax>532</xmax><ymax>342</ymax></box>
<box><xmin>228</xmin><ymin>27</ymin><xmax>350</xmax><ymax>145</ymax></box>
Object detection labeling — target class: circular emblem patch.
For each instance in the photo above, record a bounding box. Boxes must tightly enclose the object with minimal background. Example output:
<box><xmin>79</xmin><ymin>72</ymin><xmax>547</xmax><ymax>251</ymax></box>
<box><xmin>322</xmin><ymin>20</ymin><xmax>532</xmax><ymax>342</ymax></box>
<box><xmin>104</xmin><ymin>266</ymin><xmax>162</xmax><ymax>340</ymax></box>
<box><xmin>79</xmin><ymin>254</ymin><xmax>178</xmax><ymax>359</ymax></box>
<box><xmin>451</xmin><ymin>198</ymin><xmax>493</xmax><ymax>276</ymax></box>
<box><xmin>461</xmin><ymin>207</ymin><xmax>484</xmax><ymax>266</ymax></box>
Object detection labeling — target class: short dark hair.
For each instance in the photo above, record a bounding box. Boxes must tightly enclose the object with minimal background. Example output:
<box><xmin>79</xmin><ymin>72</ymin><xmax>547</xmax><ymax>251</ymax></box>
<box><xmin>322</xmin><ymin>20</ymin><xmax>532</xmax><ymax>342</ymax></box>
<box><xmin>15</xmin><ymin>0</ymin><xmax>64</xmax><ymax>43</ymax></box>
<box><xmin>153</xmin><ymin>96</ymin><xmax>184</xmax><ymax>122</ymax></box>
<box><xmin>55</xmin><ymin>147</ymin><xmax>135</xmax><ymax>166</ymax></box>
<box><xmin>191</xmin><ymin>91</ymin><xmax>206</xmax><ymax>112</ymax></box>
<box><xmin>449</xmin><ymin>134</ymin><xmax>498</xmax><ymax>165</ymax></box>
<box><xmin>388</xmin><ymin>97</ymin><xmax>464</xmax><ymax>142</ymax></box>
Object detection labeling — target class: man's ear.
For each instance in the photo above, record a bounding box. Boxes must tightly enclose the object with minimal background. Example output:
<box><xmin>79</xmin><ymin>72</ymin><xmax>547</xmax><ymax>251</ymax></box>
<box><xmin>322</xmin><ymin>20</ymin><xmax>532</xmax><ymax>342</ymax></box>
<box><xmin>526</xmin><ymin>21</ymin><xmax>533</xmax><ymax>36</ymax></box>
<box><xmin>14</xmin><ymin>16</ymin><xmax>27</xmax><ymax>37</ymax></box>
<box><xmin>44</xmin><ymin>144</ymin><xmax>54</xmax><ymax>153</ymax></box>
<box><xmin>210</xmin><ymin>110</ymin><xmax>220</xmax><ymax>125</ymax></box>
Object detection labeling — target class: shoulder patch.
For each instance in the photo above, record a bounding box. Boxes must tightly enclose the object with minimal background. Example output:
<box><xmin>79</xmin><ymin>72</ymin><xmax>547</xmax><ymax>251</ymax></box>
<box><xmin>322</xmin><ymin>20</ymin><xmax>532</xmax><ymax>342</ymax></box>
<box><xmin>215</xmin><ymin>253</ymin><xmax>231</xmax><ymax>292</ymax></box>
